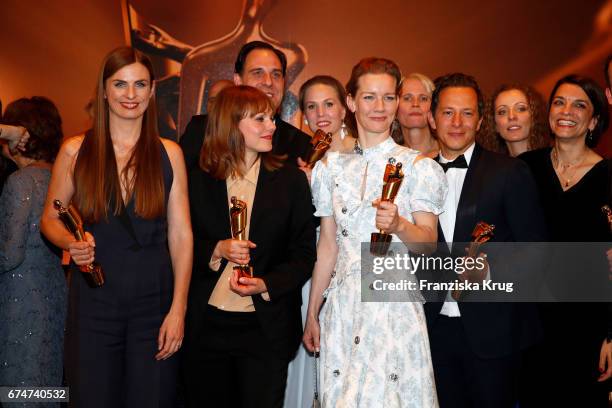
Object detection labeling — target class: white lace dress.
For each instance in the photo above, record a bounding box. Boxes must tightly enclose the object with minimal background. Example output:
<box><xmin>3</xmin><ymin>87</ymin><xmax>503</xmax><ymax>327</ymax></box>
<box><xmin>311</xmin><ymin>137</ymin><xmax>447</xmax><ymax>408</ymax></box>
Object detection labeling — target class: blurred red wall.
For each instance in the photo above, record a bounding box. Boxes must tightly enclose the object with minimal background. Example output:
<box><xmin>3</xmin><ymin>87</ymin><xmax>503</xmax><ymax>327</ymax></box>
<box><xmin>2</xmin><ymin>0</ymin><xmax>611</xmax><ymax>155</ymax></box>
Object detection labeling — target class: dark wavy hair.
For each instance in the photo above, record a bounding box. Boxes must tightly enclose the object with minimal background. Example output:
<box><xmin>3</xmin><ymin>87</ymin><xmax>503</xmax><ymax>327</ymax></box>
<box><xmin>234</xmin><ymin>41</ymin><xmax>287</xmax><ymax>77</ymax></box>
<box><xmin>2</xmin><ymin>96</ymin><xmax>63</xmax><ymax>163</ymax></box>
<box><xmin>431</xmin><ymin>73</ymin><xmax>484</xmax><ymax>118</ymax></box>
<box><xmin>479</xmin><ymin>84</ymin><xmax>550</xmax><ymax>154</ymax></box>
<box><xmin>548</xmin><ymin>74</ymin><xmax>609</xmax><ymax>148</ymax></box>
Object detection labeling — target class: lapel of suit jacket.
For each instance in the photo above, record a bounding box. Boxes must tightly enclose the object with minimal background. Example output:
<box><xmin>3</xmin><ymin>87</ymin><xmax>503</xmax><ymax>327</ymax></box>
<box><xmin>210</xmin><ymin>174</ymin><xmax>231</xmax><ymax>239</ymax></box>
<box><xmin>452</xmin><ymin>144</ymin><xmax>485</xmax><ymax>251</ymax></box>
<box><xmin>249</xmin><ymin>165</ymin><xmax>276</xmax><ymax>246</ymax></box>
<box><xmin>272</xmin><ymin>115</ymin><xmax>285</xmax><ymax>152</ymax></box>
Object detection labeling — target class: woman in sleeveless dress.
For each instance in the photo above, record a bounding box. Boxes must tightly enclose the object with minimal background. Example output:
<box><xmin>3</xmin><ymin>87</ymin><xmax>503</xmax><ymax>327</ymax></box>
<box><xmin>41</xmin><ymin>46</ymin><xmax>192</xmax><ymax>408</ymax></box>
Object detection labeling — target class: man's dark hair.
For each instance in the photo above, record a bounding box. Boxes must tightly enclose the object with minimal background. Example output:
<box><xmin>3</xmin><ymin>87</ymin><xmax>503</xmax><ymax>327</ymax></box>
<box><xmin>234</xmin><ymin>41</ymin><xmax>287</xmax><ymax>77</ymax></box>
<box><xmin>604</xmin><ymin>54</ymin><xmax>612</xmax><ymax>88</ymax></box>
<box><xmin>431</xmin><ymin>72</ymin><xmax>485</xmax><ymax>117</ymax></box>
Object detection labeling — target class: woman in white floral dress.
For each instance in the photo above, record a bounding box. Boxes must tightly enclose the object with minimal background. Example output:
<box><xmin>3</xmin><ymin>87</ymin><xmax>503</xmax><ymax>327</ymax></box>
<box><xmin>303</xmin><ymin>58</ymin><xmax>447</xmax><ymax>407</ymax></box>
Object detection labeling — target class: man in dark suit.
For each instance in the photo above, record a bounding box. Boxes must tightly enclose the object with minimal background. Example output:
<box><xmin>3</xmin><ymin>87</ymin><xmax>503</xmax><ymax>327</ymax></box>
<box><xmin>424</xmin><ymin>73</ymin><xmax>547</xmax><ymax>407</ymax></box>
<box><xmin>179</xmin><ymin>41</ymin><xmax>311</xmax><ymax>170</ymax></box>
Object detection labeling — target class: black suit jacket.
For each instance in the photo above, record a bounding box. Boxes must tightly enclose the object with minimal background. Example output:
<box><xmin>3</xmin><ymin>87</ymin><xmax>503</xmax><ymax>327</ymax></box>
<box><xmin>179</xmin><ymin>114</ymin><xmax>312</xmax><ymax>171</ymax></box>
<box><xmin>424</xmin><ymin>144</ymin><xmax>547</xmax><ymax>359</ymax></box>
<box><xmin>186</xmin><ymin>163</ymin><xmax>316</xmax><ymax>358</ymax></box>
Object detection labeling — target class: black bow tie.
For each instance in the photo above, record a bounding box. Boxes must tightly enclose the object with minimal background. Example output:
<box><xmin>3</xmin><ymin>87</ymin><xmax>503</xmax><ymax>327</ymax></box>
<box><xmin>438</xmin><ymin>154</ymin><xmax>468</xmax><ymax>172</ymax></box>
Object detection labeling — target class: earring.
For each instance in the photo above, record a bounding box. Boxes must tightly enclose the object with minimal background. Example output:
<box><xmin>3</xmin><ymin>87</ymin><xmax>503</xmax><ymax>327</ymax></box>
<box><xmin>586</xmin><ymin>129</ymin><xmax>593</xmax><ymax>145</ymax></box>
<box><xmin>391</xmin><ymin>119</ymin><xmax>400</xmax><ymax>134</ymax></box>
<box><xmin>340</xmin><ymin>121</ymin><xmax>348</xmax><ymax>140</ymax></box>
<box><xmin>304</xmin><ymin>118</ymin><xmax>309</xmax><ymax>126</ymax></box>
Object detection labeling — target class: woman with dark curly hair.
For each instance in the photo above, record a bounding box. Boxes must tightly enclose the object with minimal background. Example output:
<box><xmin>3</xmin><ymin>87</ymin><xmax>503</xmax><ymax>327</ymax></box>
<box><xmin>480</xmin><ymin>84</ymin><xmax>549</xmax><ymax>157</ymax></box>
<box><xmin>0</xmin><ymin>97</ymin><xmax>66</xmax><ymax>398</ymax></box>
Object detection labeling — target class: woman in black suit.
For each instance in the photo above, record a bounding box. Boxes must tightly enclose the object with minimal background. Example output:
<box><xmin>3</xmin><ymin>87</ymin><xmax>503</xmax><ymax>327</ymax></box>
<box><xmin>183</xmin><ymin>85</ymin><xmax>316</xmax><ymax>408</ymax></box>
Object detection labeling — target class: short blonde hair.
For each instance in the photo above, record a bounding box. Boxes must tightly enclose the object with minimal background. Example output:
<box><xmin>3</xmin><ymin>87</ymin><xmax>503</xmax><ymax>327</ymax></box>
<box><xmin>403</xmin><ymin>73</ymin><xmax>435</xmax><ymax>95</ymax></box>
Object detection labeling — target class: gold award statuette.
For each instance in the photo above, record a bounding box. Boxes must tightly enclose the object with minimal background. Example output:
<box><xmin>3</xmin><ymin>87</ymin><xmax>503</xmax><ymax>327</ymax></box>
<box><xmin>370</xmin><ymin>158</ymin><xmax>404</xmax><ymax>256</ymax></box>
<box><xmin>306</xmin><ymin>129</ymin><xmax>333</xmax><ymax>168</ymax></box>
<box><xmin>230</xmin><ymin>196</ymin><xmax>253</xmax><ymax>278</ymax></box>
<box><xmin>53</xmin><ymin>199</ymin><xmax>105</xmax><ymax>288</ymax></box>
<box><xmin>451</xmin><ymin>221</ymin><xmax>495</xmax><ymax>301</ymax></box>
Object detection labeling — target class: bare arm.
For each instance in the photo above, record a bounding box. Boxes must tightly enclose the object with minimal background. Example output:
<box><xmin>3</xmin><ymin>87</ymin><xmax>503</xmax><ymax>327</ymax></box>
<box><xmin>40</xmin><ymin>136</ymin><xmax>85</xmax><ymax>250</ymax></box>
<box><xmin>156</xmin><ymin>139</ymin><xmax>193</xmax><ymax>360</ymax></box>
<box><xmin>164</xmin><ymin>139</ymin><xmax>193</xmax><ymax>314</ymax></box>
<box><xmin>0</xmin><ymin>124</ymin><xmax>28</xmax><ymax>152</ymax></box>
<box><xmin>303</xmin><ymin>216</ymin><xmax>338</xmax><ymax>352</ymax></box>
<box><xmin>373</xmin><ymin>200</ymin><xmax>439</xmax><ymax>254</ymax></box>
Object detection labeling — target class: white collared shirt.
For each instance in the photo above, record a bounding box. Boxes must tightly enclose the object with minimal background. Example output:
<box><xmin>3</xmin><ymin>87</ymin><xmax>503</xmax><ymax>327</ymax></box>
<box><xmin>438</xmin><ymin>142</ymin><xmax>475</xmax><ymax>317</ymax></box>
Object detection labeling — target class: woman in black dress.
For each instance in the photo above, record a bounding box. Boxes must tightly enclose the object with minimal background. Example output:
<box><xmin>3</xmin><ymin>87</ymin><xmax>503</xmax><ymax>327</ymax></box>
<box><xmin>520</xmin><ymin>74</ymin><xmax>611</xmax><ymax>407</ymax></box>
<box><xmin>41</xmin><ymin>47</ymin><xmax>192</xmax><ymax>407</ymax></box>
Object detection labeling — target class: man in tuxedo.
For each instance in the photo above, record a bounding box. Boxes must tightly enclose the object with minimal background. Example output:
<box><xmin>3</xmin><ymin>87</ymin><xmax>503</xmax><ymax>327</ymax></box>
<box><xmin>179</xmin><ymin>41</ymin><xmax>311</xmax><ymax>170</ymax></box>
<box><xmin>424</xmin><ymin>73</ymin><xmax>547</xmax><ymax>407</ymax></box>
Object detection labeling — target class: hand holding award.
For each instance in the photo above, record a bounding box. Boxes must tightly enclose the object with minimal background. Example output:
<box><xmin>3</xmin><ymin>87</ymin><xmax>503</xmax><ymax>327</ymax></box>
<box><xmin>306</xmin><ymin>129</ymin><xmax>333</xmax><ymax>168</ymax></box>
<box><xmin>230</xmin><ymin>196</ymin><xmax>254</xmax><ymax>278</ymax></box>
<box><xmin>451</xmin><ymin>221</ymin><xmax>494</xmax><ymax>300</ymax></box>
<box><xmin>370</xmin><ymin>158</ymin><xmax>404</xmax><ymax>255</ymax></box>
<box><xmin>53</xmin><ymin>199</ymin><xmax>105</xmax><ymax>287</ymax></box>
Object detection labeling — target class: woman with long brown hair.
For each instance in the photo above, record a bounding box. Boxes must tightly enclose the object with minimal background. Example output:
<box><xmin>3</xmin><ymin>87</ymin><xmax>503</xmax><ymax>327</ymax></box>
<box><xmin>41</xmin><ymin>46</ymin><xmax>192</xmax><ymax>407</ymax></box>
<box><xmin>183</xmin><ymin>85</ymin><xmax>315</xmax><ymax>408</ymax></box>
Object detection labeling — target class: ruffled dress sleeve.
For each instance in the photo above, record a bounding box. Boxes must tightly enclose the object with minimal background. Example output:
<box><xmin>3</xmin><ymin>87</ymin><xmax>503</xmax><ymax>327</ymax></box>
<box><xmin>406</xmin><ymin>156</ymin><xmax>448</xmax><ymax>215</ymax></box>
<box><xmin>310</xmin><ymin>153</ymin><xmax>337</xmax><ymax>217</ymax></box>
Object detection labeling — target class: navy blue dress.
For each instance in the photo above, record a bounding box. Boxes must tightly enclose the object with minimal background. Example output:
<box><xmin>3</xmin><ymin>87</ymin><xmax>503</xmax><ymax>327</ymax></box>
<box><xmin>0</xmin><ymin>167</ymin><xmax>67</xmax><ymax>408</ymax></box>
<box><xmin>65</xmin><ymin>143</ymin><xmax>177</xmax><ymax>407</ymax></box>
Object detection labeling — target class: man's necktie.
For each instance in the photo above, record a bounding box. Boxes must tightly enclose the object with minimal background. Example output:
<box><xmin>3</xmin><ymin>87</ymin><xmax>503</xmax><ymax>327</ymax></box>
<box><xmin>438</xmin><ymin>154</ymin><xmax>468</xmax><ymax>173</ymax></box>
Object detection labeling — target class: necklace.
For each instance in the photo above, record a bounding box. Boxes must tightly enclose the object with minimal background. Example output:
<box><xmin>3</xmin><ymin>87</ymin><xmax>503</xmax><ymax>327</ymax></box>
<box><xmin>354</xmin><ymin>139</ymin><xmax>363</xmax><ymax>155</ymax></box>
<box><xmin>551</xmin><ymin>147</ymin><xmax>586</xmax><ymax>188</ymax></box>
